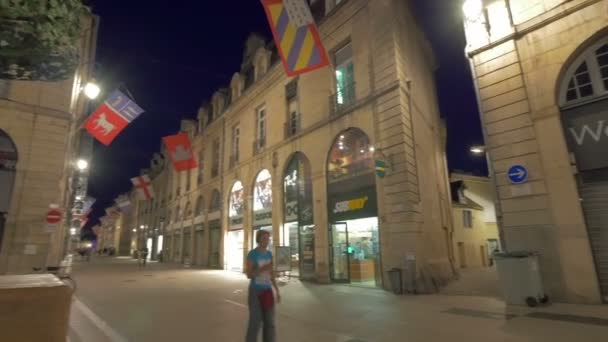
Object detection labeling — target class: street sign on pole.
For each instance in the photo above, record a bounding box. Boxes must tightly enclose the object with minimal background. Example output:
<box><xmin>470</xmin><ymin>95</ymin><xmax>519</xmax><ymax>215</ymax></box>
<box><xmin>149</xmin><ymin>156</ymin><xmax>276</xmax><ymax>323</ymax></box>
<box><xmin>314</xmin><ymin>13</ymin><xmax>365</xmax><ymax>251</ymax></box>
<box><xmin>46</xmin><ymin>209</ymin><xmax>62</xmax><ymax>224</ymax></box>
<box><xmin>508</xmin><ymin>165</ymin><xmax>529</xmax><ymax>184</ymax></box>
<box><xmin>45</xmin><ymin>208</ymin><xmax>62</xmax><ymax>233</ymax></box>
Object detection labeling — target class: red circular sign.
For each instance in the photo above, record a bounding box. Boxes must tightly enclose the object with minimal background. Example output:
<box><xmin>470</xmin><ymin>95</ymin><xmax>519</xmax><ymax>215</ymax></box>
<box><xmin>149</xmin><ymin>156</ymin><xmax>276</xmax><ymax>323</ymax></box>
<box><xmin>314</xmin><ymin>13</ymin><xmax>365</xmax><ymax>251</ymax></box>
<box><xmin>46</xmin><ymin>209</ymin><xmax>62</xmax><ymax>224</ymax></box>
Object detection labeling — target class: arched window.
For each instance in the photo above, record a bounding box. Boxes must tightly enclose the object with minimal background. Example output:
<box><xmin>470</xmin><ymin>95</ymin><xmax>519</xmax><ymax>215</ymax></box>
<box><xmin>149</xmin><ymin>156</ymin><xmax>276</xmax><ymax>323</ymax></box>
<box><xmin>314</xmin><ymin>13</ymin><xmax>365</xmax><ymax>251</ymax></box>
<box><xmin>229</xmin><ymin>181</ymin><xmax>244</xmax><ymax>218</ymax></box>
<box><xmin>253</xmin><ymin>169</ymin><xmax>272</xmax><ymax>211</ymax></box>
<box><xmin>560</xmin><ymin>37</ymin><xmax>608</xmax><ymax>107</ymax></box>
<box><xmin>175</xmin><ymin>205</ymin><xmax>181</xmax><ymax>222</ymax></box>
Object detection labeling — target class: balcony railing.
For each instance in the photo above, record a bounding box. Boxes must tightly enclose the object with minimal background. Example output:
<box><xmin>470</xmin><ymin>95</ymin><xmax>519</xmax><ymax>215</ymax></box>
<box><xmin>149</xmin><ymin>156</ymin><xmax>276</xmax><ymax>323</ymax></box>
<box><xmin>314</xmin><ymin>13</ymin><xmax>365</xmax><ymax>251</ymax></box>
<box><xmin>284</xmin><ymin>113</ymin><xmax>301</xmax><ymax>138</ymax></box>
<box><xmin>330</xmin><ymin>81</ymin><xmax>356</xmax><ymax>116</ymax></box>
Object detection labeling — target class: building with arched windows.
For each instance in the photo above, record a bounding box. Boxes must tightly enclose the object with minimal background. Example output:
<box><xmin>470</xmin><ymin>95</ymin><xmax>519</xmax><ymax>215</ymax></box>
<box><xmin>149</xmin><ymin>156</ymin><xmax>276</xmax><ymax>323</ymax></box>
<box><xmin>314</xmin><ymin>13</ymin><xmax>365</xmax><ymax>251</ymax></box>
<box><xmin>463</xmin><ymin>0</ymin><xmax>608</xmax><ymax>303</ymax></box>
<box><xmin>132</xmin><ymin>0</ymin><xmax>454</xmax><ymax>293</ymax></box>
<box><xmin>0</xmin><ymin>14</ymin><xmax>99</xmax><ymax>274</ymax></box>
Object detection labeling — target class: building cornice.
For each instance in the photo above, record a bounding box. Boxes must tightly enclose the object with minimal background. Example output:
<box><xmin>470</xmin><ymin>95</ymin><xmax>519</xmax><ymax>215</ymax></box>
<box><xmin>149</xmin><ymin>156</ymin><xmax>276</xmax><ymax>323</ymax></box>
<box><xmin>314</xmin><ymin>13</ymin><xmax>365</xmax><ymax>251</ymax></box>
<box><xmin>467</xmin><ymin>0</ymin><xmax>601</xmax><ymax>57</ymax></box>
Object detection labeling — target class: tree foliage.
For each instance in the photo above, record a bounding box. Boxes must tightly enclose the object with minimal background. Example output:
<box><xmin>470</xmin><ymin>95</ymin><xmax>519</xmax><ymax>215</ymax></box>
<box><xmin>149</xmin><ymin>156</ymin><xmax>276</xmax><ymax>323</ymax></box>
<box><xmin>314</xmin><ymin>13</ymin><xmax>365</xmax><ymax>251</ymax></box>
<box><xmin>0</xmin><ymin>0</ymin><xmax>90</xmax><ymax>81</ymax></box>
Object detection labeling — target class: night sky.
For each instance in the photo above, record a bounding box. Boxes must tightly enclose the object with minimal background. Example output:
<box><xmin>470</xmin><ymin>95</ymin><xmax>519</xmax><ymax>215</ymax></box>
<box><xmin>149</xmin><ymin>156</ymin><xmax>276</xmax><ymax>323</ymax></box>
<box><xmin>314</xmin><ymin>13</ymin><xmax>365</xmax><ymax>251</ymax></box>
<box><xmin>83</xmin><ymin>0</ymin><xmax>485</xmax><ymax>233</ymax></box>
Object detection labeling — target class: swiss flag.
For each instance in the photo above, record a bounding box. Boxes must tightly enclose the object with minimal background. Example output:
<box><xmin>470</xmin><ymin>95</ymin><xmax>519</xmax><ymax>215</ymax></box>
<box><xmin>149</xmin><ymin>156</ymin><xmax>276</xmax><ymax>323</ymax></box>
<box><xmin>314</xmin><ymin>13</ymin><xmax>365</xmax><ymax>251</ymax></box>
<box><xmin>84</xmin><ymin>103</ymin><xmax>129</xmax><ymax>146</ymax></box>
<box><xmin>163</xmin><ymin>133</ymin><xmax>198</xmax><ymax>171</ymax></box>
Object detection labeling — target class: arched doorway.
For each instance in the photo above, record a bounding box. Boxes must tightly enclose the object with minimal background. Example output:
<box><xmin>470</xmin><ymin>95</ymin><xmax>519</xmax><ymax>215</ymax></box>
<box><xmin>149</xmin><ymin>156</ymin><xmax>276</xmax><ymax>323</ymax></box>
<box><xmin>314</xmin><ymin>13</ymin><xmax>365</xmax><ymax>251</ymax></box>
<box><xmin>208</xmin><ymin>189</ymin><xmax>222</xmax><ymax>268</ymax></box>
<box><xmin>227</xmin><ymin>181</ymin><xmax>244</xmax><ymax>271</ymax></box>
<box><xmin>559</xmin><ymin>36</ymin><xmax>608</xmax><ymax>302</ymax></box>
<box><xmin>283</xmin><ymin>152</ymin><xmax>315</xmax><ymax>278</ymax></box>
<box><xmin>327</xmin><ymin>128</ymin><xmax>381</xmax><ymax>287</ymax></box>
<box><xmin>252</xmin><ymin>169</ymin><xmax>273</xmax><ymax>249</ymax></box>
<box><xmin>0</xmin><ymin>130</ymin><xmax>17</xmax><ymax>254</ymax></box>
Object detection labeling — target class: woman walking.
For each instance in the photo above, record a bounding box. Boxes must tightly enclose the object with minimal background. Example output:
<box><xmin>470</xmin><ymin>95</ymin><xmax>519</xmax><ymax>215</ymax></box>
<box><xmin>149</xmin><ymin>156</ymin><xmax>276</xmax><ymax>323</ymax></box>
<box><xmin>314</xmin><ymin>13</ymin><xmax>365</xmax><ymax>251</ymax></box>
<box><xmin>245</xmin><ymin>230</ymin><xmax>280</xmax><ymax>342</ymax></box>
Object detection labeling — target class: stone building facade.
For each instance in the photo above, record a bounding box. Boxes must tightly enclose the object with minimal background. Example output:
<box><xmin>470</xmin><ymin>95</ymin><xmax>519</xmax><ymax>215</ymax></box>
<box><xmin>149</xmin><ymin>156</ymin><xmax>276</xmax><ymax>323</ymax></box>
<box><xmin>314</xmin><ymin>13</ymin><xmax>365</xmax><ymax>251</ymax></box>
<box><xmin>136</xmin><ymin>0</ymin><xmax>453</xmax><ymax>292</ymax></box>
<box><xmin>450</xmin><ymin>174</ymin><xmax>501</xmax><ymax>269</ymax></box>
<box><xmin>0</xmin><ymin>15</ymin><xmax>99</xmax><ymax>273</ymax></box>
<box><xmin>463</xmin><ymin>0</ymin><xmax>608</xmax><ymax>303</ymax></box>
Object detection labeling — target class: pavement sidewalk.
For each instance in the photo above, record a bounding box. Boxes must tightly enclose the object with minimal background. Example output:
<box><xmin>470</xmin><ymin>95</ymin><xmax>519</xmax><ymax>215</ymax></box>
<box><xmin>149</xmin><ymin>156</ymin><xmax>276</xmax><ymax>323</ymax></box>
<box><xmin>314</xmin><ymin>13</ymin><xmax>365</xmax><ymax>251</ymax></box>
<box><xmin>68</xmin><ymin>257</ymin><xmax>608</xmax><ymax>342</ymax></box>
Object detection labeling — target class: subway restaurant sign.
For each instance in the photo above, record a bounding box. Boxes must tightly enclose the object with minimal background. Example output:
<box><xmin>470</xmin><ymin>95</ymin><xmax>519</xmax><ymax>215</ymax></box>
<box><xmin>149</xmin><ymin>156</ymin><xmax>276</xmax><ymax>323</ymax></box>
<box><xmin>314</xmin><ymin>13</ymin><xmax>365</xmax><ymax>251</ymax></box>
<box><xmin>328</xmin><ymin>186</ymin><xmax>378</xmax><ymax>222</ymax></box>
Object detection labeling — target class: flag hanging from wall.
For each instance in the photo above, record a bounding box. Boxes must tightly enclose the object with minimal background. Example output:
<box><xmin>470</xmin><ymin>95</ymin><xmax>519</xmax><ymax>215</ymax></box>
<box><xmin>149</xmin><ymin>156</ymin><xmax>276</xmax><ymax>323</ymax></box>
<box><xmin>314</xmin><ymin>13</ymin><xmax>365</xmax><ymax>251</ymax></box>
<box><xmin>162</xmin><ymin>133</ymin><xmax>198</xmax><ymax>172</ymax></box>
<box><xmin>115</xmin><ymin>194</ymin><xmax>132</xmax><ymax>212</ymax></box>
<box><xmin>81</xmin><ymin>196</ymin><xmax>96</xmax><ymax>217</ymax></box>
<box><xmin>84</xmin><ymin>90</ymin><xmax>145</xmax><ymax>146</ymax></box>
<box><xmin>262</xmin><ymin>0</ymin><xmax>329</xmax><ymax>77</ymax></box>
<box><xmin>131</xmin><ymin>174</ymin><xmax>155</xmax><ymax>200</ymax></box>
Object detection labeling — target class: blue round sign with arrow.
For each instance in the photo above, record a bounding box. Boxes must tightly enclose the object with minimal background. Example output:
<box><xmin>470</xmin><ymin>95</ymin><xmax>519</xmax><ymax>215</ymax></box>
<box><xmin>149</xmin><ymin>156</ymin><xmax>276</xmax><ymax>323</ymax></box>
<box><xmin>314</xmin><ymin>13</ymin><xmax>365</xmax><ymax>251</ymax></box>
<box><xmin>508</xmin><ymin>165</ymin><xmax>528</xmax><ymax>184</ymax></box>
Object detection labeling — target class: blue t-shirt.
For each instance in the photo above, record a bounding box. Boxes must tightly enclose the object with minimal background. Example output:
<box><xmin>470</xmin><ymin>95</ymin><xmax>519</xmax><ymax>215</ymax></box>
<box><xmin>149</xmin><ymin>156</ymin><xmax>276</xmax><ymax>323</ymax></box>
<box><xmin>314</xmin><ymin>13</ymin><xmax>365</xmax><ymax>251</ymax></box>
<box><xmin>248</xmin><ymin>248</ymin><xmax>273</xmax><ymax>290</ymax></box>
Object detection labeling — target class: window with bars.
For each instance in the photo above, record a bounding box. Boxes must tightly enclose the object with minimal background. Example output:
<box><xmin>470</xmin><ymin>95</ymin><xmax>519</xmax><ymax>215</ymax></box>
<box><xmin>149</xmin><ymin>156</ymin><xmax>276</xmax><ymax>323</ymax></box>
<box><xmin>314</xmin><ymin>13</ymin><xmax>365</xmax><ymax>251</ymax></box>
<box><xmin>596</xmin><ymin>44</ymin><xmax>608</xmax><ymax>91</ymax></box>
<box><xmin>288</xmin><ymin>99</ymin><xmax>299</xmax><ymax>136</ymax></box>
<box><xmin>561</xmin><ymin>39</ymin><xmax>608</xmax><ymax>106</ymax></box>
<box><xmin>232</xmin><ymin>125</ymin><xmax>240</xmax><ymax>163</ymax></box>
<box><xmin>565</xmin><ymin>62</ymin><xmax>593</xmax><ymax>102</ymax></box>
<box><xmin>255</xmin><ymin>107</ymin><xmax>267</xmax><ymax>151</ymax></box>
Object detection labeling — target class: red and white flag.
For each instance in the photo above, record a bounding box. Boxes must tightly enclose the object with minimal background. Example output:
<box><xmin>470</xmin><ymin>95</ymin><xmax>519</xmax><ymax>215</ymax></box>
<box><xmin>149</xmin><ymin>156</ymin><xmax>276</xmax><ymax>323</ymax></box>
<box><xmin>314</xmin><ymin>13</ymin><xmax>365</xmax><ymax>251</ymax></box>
<box><xmin>131</xmin><ymin>174</ymin><xmax>155</xmax><ymax>200</ymax></box>
<box><xmin>84</xmin><ymin>90</ymin><xmax>144</xmax><ymax>146</ymax></box>
<box><xmin>163</xmin><ymin>133</ymin><xmax>198</xmax><ymax>171</ymax></box>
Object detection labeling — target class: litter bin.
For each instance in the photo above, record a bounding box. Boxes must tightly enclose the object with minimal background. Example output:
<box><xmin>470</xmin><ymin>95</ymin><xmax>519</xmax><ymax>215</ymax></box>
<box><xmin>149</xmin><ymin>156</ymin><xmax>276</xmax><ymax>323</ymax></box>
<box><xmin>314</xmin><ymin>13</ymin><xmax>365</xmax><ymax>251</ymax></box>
<box><xmin>388</xmin><ymin>268</ymin><xmax>403</xmax><ymax>294</ymax></box>
<box><xmin>494</xmin><ymin>251</ymin><xmax>549</xmax><ymax>307</ymax></box>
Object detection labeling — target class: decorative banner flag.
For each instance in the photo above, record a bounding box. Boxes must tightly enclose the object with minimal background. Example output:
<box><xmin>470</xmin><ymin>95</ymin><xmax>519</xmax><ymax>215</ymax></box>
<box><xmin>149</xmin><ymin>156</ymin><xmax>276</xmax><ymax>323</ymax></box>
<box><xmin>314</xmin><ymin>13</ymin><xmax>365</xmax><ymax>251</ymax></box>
<box><xmin>84</xmin><ymin>90</ymin><xmax>144</xmax><ymax>146</ymax></box>
<box><xmin>115</xmin><ymin>194</ymin><xmax>132</xmax><ymax>212</ymax></box>
<box><xmin>81</xmin><ymin>196</ymin><xmax>96</xmax><ymax>217</ymax></box>
<box><xmin>262</xmin><ymin>0</ymin><xmax>329</xmax><ymax>77</ymax></box>
<box><xmin>162</xmin><ymin>133</ymin><xmax>198</xmax><ymax>171</ymax></box>
<box><xmin>80</xmin><ymin>214</ymin><xmax>89</xmax><ymax>228</ymax></box>
<box><xmin>131</xmin><ymin>174</ymin><xmax>155</xmax><ymax>200</ymax></box>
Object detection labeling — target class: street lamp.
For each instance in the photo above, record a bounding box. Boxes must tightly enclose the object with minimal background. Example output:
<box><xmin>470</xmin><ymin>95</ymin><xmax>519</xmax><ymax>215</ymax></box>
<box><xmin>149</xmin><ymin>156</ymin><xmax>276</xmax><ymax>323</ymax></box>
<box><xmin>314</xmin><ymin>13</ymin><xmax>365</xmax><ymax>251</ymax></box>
<box><xmin>470</xmin><ymin>145</ymin><xmax>486</xmax><ymax>155</ymax></box>
<box><xmin>76</xmin><ymin>159</ymin><xmax>88</xmax><ymax>171</ymax></box>
<box><xmin>83</xmin><ymin>81</ymin><xmax>101</xmax><ymax>100</ymax></box>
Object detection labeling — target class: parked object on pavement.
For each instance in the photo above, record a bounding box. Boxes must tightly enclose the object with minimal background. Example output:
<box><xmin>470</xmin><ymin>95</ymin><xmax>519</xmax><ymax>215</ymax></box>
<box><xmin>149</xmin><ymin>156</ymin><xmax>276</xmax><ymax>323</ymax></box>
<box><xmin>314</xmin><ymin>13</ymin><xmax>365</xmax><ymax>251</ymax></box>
<box><xmin>494</xmin><ymin>251</ymin><xmax>549</xmax><ymax>307</ymax></box>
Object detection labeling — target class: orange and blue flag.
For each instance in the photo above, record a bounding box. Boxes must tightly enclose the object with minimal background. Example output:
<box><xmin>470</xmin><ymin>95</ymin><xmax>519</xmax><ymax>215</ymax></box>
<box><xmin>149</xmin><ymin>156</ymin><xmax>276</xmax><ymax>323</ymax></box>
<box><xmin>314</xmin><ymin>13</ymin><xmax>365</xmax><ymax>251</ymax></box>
<box><xmin>262</xmin><ymin>0</ymin><xmax>329</xmax><ymax>77</ymax></box>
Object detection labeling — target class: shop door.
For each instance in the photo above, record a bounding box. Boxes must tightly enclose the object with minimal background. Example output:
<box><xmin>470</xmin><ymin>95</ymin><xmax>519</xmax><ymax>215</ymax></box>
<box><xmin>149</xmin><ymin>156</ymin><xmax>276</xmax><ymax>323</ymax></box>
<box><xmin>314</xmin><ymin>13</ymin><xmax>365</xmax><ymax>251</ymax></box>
<box><xmin>146</xmin><ymin>238</ymin><xmax>153</xmax><ymax>261</ymax></box>
<box><xmin>227</xmin><ymin>230</ymin><xmax>244</xmax><ymax>272</ymax></box>
<box><xmin>330</xmin><ymin>222</ymin><xmax>350</xmax><ymax>282</ymax></box>
<box><xmin>209</xmin><ymin>228</ymin><xmax>221</xmax><ymax>268</ymax></box>
<box><xmin>579</xmin><ymin>177</ymin><xmax>608</xmax><ymax>303</ymax></box>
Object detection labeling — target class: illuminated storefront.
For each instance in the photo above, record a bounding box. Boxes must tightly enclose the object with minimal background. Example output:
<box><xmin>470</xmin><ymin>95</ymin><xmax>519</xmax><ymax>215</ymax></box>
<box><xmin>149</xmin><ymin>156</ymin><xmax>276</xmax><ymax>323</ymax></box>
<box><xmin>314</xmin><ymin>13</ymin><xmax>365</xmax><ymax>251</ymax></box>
<box><xmin>283</xmin><ymin>153</ymin><xmax>315</xmax><ymax>279</ymax></box>
<box><xmin>327</xmin><ymin>128</ymin><xmax>381</xmax><ymax>287</ymax></box>
<box><xmin>252</xmin><ymin>169</ymin><xmax>273</xmax><ymax>249</ymax></box>
<box><xmin>226</xmin><ymin>181</ymin><xmax>244</xmax><ymax>272</ymax></box>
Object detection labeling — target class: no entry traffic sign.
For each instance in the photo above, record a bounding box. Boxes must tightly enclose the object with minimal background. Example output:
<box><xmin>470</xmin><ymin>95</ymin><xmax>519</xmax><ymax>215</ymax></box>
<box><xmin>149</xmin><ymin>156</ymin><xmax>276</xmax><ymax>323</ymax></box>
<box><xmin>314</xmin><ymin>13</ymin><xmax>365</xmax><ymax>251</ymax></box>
<box><xmin>46</xmin><ymin>209</ymin><xmax>62</xmax><ymax>224</ymax></box>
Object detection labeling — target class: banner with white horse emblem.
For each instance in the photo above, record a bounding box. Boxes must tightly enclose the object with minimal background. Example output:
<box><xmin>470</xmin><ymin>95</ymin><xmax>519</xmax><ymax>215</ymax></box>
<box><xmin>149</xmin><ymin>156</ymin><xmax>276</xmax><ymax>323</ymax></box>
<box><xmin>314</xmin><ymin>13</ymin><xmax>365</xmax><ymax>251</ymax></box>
<box><xmin>84</xmin><ymin>90</ymin><xmax>144</xmax><ymax>145</ymax></box>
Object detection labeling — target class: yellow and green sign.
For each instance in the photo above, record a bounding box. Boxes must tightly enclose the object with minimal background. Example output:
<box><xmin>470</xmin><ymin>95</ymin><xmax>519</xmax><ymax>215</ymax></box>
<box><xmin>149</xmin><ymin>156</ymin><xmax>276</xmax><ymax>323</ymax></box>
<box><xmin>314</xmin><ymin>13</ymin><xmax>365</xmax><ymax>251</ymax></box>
<box><xmin>329</xmin><ymin>186</ymin><xmax>377</xmax><ymax>222</ymax></box>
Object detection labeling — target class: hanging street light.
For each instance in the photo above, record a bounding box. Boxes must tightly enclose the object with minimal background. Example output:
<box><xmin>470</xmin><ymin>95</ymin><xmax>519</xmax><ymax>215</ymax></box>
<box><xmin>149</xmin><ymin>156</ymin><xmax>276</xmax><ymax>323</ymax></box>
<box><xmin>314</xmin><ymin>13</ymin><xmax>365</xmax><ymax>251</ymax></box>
<box><xmin>83</xmin><ymin>81</ymin><xmax>101</xmax><ymax>100</ymax></box>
